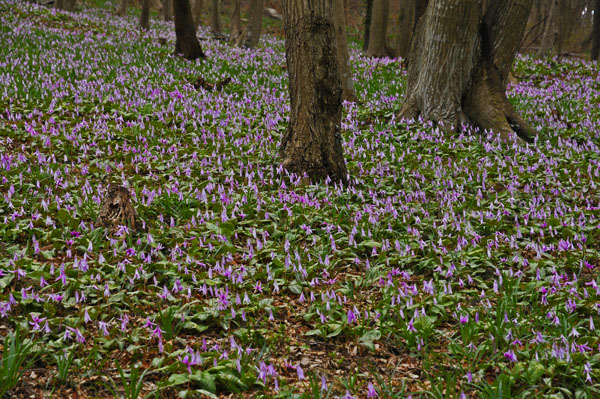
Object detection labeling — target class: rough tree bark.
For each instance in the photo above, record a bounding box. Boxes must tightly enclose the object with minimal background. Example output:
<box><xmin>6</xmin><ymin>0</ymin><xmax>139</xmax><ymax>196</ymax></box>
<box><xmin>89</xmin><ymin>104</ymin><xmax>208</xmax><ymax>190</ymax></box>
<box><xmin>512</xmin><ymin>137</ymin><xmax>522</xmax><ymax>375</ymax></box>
<box><xmin>413</xmin><ymin>0</ymin><xmax>428</xmax><ymax>29</ymax></box>
<box><xmin>400</xmin><ymin>0</ymin><xmax>536</xmax><ymax>143</ymax></box>
<box><xmin>55</xmin><ymin>0</ymin><xmax>75</xmax><ymax>11</ymax></box>
<box><xmin>281</xmin><ymin>0</ymin><xmax>348</xmax><ymax>184</ymax></box>
<box><xmin>331</xmin><ymin>0</ymin><xmax>357</xmax><ymax>101</ymax></box>
<box><xmin>367</xmin><ymin>0</ymin><xmax>390</xmax><ymax>57</ymax></box>
<box><xmin>140</xmin><ymin>0</ymin><xmax>150</xmax><ymax>30</ymax></box>
<box><xmin>395</xmin><ymin>0</ymin><xmax>415</xmax><ymax>59</ymax></box>
<box><xmin>192</xmin><ymin>0</ymin><xmax>203</xmax><ymax>28</ymax></box>
<box><xmin>592</xmin><ymin>0</ymin><xmax>600</xmax><ymax>60</ymax></box>
<box><xmin>229</xmin><ymin>0</ymin><xmax>243</xmax><ymax>45</ymax></box>
<box><xmin>116</xmin><ymin>0</ymin><xmax>128</xmax><ymax>17</ymax></box>
<box><xmin>173</xmin><ymin>0</ymin><xmax>205</xmax><ymax>60</ymax></box>
<box><xmin>211</xmin><ymin>0</ymin><xmax>222</xmax><ymax>33</ymax></box>
<box><xmin>363</xmin><ymin>0</ymin><xmax>373</xmax><ymax>51</ymax></box>
<box><xmin>163</xmin><ymin>0</ymin><xmax>173</xmax><ymax>21</ymax></box>
<box><xmin>242</xmin><ymin>0</ymin><xmax>264</xmax><ymax>48</ymax></box>
<box><xmin>538</xmin><ymin>0</ymin><xmax>562</xmax><ymax>55</ymax></box>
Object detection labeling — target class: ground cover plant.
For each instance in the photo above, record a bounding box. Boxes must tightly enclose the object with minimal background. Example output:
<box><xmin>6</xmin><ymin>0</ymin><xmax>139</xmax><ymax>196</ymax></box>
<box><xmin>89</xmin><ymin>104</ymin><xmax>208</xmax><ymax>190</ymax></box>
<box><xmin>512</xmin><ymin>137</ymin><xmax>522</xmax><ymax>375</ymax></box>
<box><xmin>1</xmin><ymin>1</ymin><xmax>600</xmax><ymax>398</ymax></box>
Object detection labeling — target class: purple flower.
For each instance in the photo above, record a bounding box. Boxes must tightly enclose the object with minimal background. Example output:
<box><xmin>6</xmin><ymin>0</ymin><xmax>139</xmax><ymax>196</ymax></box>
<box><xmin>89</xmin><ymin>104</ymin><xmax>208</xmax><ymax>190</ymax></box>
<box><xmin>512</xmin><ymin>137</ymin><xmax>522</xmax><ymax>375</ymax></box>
<box><xmin>296</xmin><ymin>365</ymin><xmax>304</xmax><ymax>381</ymax></box>
<box><xmin>367</xmin><ymin>382</ymin><xmax>378</xmax><ymax>398</ymax></box>
<box><xmin>504</xmin><ymin>350</ymin><xmax>517</xmax><ymax>363</ymax></box>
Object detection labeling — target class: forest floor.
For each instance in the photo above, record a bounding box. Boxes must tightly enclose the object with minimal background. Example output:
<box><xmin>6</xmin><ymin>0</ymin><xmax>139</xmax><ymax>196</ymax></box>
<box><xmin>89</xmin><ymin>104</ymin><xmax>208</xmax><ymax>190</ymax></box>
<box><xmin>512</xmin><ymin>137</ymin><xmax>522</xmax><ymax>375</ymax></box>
<box><xmin>1</xmin><ymin>1</ymin><xmax>600</xmax><ymax>398</ymax></box>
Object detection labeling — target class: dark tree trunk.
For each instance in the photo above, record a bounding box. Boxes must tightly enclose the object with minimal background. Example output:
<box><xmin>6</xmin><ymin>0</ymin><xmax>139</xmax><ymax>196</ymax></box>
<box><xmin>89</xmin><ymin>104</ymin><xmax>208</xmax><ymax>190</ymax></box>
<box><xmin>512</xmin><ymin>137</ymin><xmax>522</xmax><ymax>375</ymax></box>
<box><xmin>538</xmin><ymin>0</ymin><xmax>563</xmax><ymax>55</ymax></box>
<box><xmin>332</xmin><ymin>0</ymin><xmax>357</xmax><ymax>101</ymax></box>
<box><xmin>281</xmin><ymin>0</ymin><xmax>348</xmax><ymax>184</ymax></box>
<box><xmin>192</xmin><ymin>0</ymin><xmax>203</xmax><ymax>28</ymax></box>
<box><xmin>400</xmin><ymin>0</ymin><xmax>536</xmax><ymax>143</ymax></box>
<box><xmin>395</xmin><ymin>0</ymin><xmax>415</xmax><ymax>59</ymax></box>
<box><xmin>229</xmin><ymin>0</ymin><xmax>242</xmax><ymax>44</ymax></box>
<box><xmin>363</xmin><ymin>0</ymin><xmax>373</xmax><ymax>51</ymax></box>
<box><xmin>242</xmin><ymin>0</ymin><xmax>264</xmax><ymax>48</ymax></box>
<box><xmin>413</xmin><ymin>0</ymin><xmax>428</xmax><ymax>30</ymax></box>
<box><xmin>593</xmin><ymin>0</ymin><xmax>600</xmax><ymax>60</ymax></box>
<box><xmin>367</xmin><ymin>0</ymin><xmax>390</xmax><ymax>57</ymax></box>
<box><xmin>211</xmin><ymin>0</ymin><xmax>222</xmax><ymax>33</ymax></box>
<box><xmin>173</xmin><ymin>0</ymin><xmax>205</xmax><ymax>60</ymax></box>
<box><xmin>140</xmin><ymin>0</ymin><xmax>150</xmax><ymax>30</ymax></box>
<box><xmin>116</xmin><ymin>0</ymin><xmax>128</xmax><ymax>16</ymax></box>
<box><xmin>163</xmin><ymin>0</ymin><xmax>173</xmax><ymax>21</ymax></box>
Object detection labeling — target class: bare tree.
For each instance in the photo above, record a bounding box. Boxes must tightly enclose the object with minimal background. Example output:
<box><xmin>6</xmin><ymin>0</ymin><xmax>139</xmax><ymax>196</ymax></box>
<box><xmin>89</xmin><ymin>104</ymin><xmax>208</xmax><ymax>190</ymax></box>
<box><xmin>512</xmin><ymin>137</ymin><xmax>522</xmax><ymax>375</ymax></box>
<box><xmin>331</xmin><ymin>0</ymin><xmax>357</xmax><ymax>101</ymax></box>
<box><xmin>395</xmin><ymin>0</ymin><xmax>415</xmax><ymax>59</ymax></box>
<box><xmin>281</xmin><ymin>0</ymin><xmax>348</xmax><ymax>184</ymax></box>
<box><xmin>400</xmin><ymin>0</ymin><xmax>536</xmax><ymax>143</ymax></box>
<box><xmin>538</xmin><ymin>0</ymin><xmax>562</xmax><ymax>55</ymax></box>
<box><xmin>593</xmin><ymin>0</ymin><xmax>600</xmax><ymax>60</ymax></box>
<box><xmin>367</xmin><ymin>0</ymin><xmax>390</xmax><ymax>57</ymax></box>
<box><xmin>163</xmin><ymin>0</ymin><xmax>173</xmax><ymax>21</ymax></box>
<box><xmin>174</xmin><ymin>0</ymin><xmax>205</xmax><ymax>60</ymax></box>
<box><xmin>211</xmin><ymin>0</ymin><xmax>222</xmax><ymax>33</ymax></box>
<box><xmin>363</xmin><ymin>0</ymin><xmax>373</xmax><ymax>51</ymax></box>
<box><xmin>192</xmin><ymin>0</ymin><xmax>203</xmax><ymax>28</ymax></box>
<box><xmin>241</xmin><ymin>0</ymin><xmax>264</xmax><ymax>48</ymax></box>
<box><xmin>140</xmin><ymin>0</ymin><xmax>150</xmax><ymax>30</ymax></box>
<box><xmin>229</xmin><ymin>0</ymin><xmax>243</xmax><ymax>44</ymax></box>
<box><xmin>115</xmin><ymin>0</ymin><xmax>128</xmax><ymax>17</ymax></box>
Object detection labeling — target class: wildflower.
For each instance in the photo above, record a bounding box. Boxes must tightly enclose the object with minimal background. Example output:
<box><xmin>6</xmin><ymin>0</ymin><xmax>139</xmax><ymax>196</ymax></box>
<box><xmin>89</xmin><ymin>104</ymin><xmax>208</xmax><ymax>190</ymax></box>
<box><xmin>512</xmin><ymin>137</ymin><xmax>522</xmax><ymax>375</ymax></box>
<box><xmin>296</xmin><ymin>365</ymin><xmax>304</xmax><ymax>381</ymax></box>
<box><xmin>503</xmin><ymin>350</ymin><xmax>517</xmax><ymax>363</ymax></box>
<box><xmin>367</xmin><ymin>382</ymin><xmax>378</xmax><ymax>398</ymax></box>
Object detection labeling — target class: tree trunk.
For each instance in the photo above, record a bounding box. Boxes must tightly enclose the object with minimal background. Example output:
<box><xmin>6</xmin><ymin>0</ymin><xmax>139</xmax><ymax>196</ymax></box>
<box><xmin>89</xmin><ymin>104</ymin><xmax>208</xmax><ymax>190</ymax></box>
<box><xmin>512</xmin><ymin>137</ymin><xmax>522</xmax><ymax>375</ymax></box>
<box><xmin>363</xmin><ymin>0</ymin><xmax>373</xmax><ymax>51</ymax></box>
<box><xmin>229</xmin><ymin>0</ymin><xmax>242</xmax><ymax>44</ymax></box>
<box><xmin>400</xmin><ymin>0</ymin><xmax>536</xmax><ymax>143</ymax></box>
<box><xmin>367</xmin><ymin>0</ymin><xmax>390</xmax><ymax>57</ymax></box>
<box><xmin>116</xmin><ymin>0</ymin><xmax>128</xmax><ymax>16</ymax></box>
<box><xmin>211</xmin><ymin>0</ymin><xmax>222</xmax><ymax>33</ymax></box>
<box><xmin>163</xmin><ymin>0</ymin><xmax>173</xmax><ymax>21</ymax></box>
<box><xmin>413</xmin><ymin>0</ymin><xmax>428</xmax><ymax>30</ymax></box>
<box><xmin>173</xmin><ymin>0</ymin><xmax>205</xmax><ymax>60</ymax></box>
<box><xmin>592</xmin><ymin>0</ymin><xmax>600</xmax><ymax>60</ymax></box>
<box><xmin>140</xmin><ymin>0</ymin><xmax>150</xmax><ymax>30</ymax></box>
<box><xmin>331</xmin><ymin>0</ymin><xmax>357</xmax><ymax>101</ymax></box>
<box><xmin>192</xmin><ymin>0</ymin><xmax>203</xmax><ymax>28</ymax></box>
<box><xmin>538</xmin><ymin>0</ymin><xmax>562</xmax><ymax>55</ymax></box>
<box><xmin>242</xmin><ymin>0</ymin><xmax>264</xmax><ymax>48</ymax></box>
<box><xmin>395</xmin><ymin>0</ymin><xmax>414</xmax><ymax>59</ymax></box>
<box><xmin>54</xmin><ymin>0</ymin><xmax>64</xmax><ymax>10</ymax></box>
<box><xmin>281</xmin><ymin>0</ymin><xmax>348</xmax><ymax>184</ymax></box>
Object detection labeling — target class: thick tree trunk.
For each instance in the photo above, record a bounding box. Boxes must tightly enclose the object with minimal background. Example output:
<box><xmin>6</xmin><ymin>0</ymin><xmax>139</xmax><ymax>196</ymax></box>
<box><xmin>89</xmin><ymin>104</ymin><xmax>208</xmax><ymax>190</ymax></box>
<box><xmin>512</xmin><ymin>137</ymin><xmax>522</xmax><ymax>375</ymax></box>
<box><xmin>281</xmin><ymin>0</ymin><xmax>348</xmax><ymax>184</ymax></box>
<box><xmin>242</xmin><ymin>0</ymin><xmax>264</xmax><ymax>48</ymax></box>
<box><xmin>592</xmin><ymin>0</ymin><xmax>600</xmax><ymax>60</ymax></box>
<box><xmin>54</xmin><ymin>0</ymin><xmax>64</xmax><ymax>10</ymax></box>
<box><xmin>395</xmin><ymin>0</ymin><xmax>414</xmax><ymax>59</ymax></box>
<box><xmin>54</xmin><ymin>0</ymin><xmax>75</xmax><ymax>11</ymax></box>
<box><xmin>174</xmin><ymin>0</ymin><xmax>205</xmax><ymax>60</ymax></box>
<box><xmin>211</xmin><ymin>0</ymin><xmax>222</xmax><ymax>33</ymax></box>
<box><xmin>229</xmin><ymin>0</ymin><xmax>242</xmax><ymax>44</ymax></box>
<box><xmin>413</xmin><ymin>0</ymin><xmax>428</xmax><ymax>30</ymax></box>
<box><xmin>400</xmin><ymin>0</ymin><xmax>536</xmax><ymax>143</ymax></box>
<box><xmin>538</xmin><ymin>0</ymin><xmax>562</xmax><ymax>55</ymax></box>
<box><xmin>331</xmin><ymin>0</ymin><xmax>357</xmax><ymax>101</ymax></box>
<box><xmin>363</xmin><ymin>0</ymin><xmax>373</xmax><ymax>51</ymax></box>
<box><xmin>163</xmin><ymin>0</ymin><xmax>173</xmax><ymax>21</ymax></box>
<box><xmin>367</xmin><ymin>0</ymin><xmax>390</xmax><ymax>57</ymax></box>
<box><xmin>192</xmin><ymin>0</ymin><xmax>203</xmax><ymax>28</ymax></box>
<box><xmin>116</xmin><ymin>0</ymin><xmax>128</xmax><ymax>16</ymax></box>
<box><xmin>140</xmin><ymin>0</ymin><xmax>150</xmax><ymax>30</ymax></box>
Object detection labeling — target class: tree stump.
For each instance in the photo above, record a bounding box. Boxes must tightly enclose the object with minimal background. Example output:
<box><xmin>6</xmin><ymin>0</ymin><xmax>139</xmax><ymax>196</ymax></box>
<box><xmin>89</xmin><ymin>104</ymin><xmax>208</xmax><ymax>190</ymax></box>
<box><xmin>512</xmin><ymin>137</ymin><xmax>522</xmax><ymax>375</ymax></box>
<box><xmin>96</xmin><ymin>185</ymin><xmax>141</xmax><ymax>231</ymax></box>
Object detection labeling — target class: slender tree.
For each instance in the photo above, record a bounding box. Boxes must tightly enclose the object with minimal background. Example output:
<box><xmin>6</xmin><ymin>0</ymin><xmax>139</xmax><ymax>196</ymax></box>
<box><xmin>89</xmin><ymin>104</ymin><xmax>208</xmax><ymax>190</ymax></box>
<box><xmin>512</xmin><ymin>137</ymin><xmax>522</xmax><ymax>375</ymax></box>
<box><xmin>592</xmin><ymin>0</ymin><xmax>600</xmax><ymax>60</ymax></box>
<box><xmin>281</xmin><ymin>0</ymin><xmax>348</xmax><ymax>184</ymax></box>
<box><xmin>400</xmin><ymin>0</ymin><xmax>536</xmax><ymax>143</ymax></box>
<box><xmin>331</xmin><ymin>0</ymin><xmax>357</xmax><ymax>101</ymax></box>
<box><xmin>538</xmin><ymin>0</ymin><xmax>562</xmax><ymax>55</ymax></box>
<box><xmin>367</xmin><ymin>0</ymin><xmax>390</xmax><ymax>57</ymax></box>
<box><xmin>242</xmin><ymin>0</ymin><xmax>264</xmax><ymax>48</ymax></box>
<box><xmin>173</xmin><ymin>0</ymin><xmax>205</xmax><ymax>60</ymax></box>
<box><xmin>192</xmin><ymin>0</ymin><xmax>203</xmax><ymax>28</ymax></box>
<box><xmin>140</xmin><ymin>0</ymin><xmax>150</xmax><ymax>30</ymax></box>
<box><xmin>211</xmin><ymin>0</ymin><xmax>222</xmax><ymax>33</ymax></box>
<box><xmin>395</xmin><ymin>0</ymin><xmax>415</xmax><ymax>59</ymax></box>
<box><xmin>163</xmin><ymin>0</ymin><xmax>173</xmax><ymax>21</ymax></box>
<box><xmin>229</xmin><ymin>0</ymin><xmax>243</xmax><ymax>44</ymax></box>
<box><xmin>363</xmin><ymin>0</ymin><xmax>373</xmax><ymax>51</ymax></box>
<box><xmin>116</xmin><ymin>0</ymin><xmax>128</xmax><ymax>17</ymax></box>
